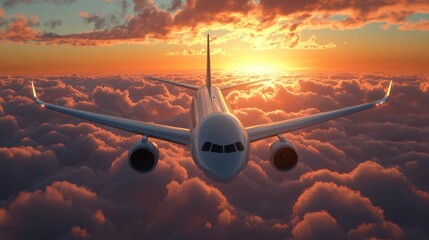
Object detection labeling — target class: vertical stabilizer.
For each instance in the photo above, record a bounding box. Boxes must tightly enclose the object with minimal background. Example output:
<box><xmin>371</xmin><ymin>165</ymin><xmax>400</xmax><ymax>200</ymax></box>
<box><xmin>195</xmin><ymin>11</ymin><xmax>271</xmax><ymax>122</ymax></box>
<box><xmin>206</xmin><ymin>34</ymin><xmax>211</xmax><ymax>88</ymax></box>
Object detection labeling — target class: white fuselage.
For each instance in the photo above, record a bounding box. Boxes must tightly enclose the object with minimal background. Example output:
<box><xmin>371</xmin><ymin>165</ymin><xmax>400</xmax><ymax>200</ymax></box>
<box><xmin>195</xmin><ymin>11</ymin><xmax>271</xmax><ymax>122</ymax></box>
<box><xmin>190</xmin><ymin>86</ymin><xmax>250</xmax><ymax>182</ymax></box>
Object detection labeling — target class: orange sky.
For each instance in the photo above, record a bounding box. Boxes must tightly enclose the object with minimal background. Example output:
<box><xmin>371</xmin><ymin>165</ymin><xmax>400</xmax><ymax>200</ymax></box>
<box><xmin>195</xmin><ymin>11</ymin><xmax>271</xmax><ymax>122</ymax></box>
<box><xmin>1</xmin><ymin>1</ymin><xmax>429</xmax><ymax>74</ymax></box>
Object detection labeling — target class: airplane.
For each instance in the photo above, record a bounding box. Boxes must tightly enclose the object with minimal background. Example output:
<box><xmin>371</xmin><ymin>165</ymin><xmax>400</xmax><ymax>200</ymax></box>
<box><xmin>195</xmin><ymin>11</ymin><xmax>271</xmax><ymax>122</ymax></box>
<box><xmin>31</xmin><ymin>34</ymin><xmax>392</xmax><ymax>183</ymax></box>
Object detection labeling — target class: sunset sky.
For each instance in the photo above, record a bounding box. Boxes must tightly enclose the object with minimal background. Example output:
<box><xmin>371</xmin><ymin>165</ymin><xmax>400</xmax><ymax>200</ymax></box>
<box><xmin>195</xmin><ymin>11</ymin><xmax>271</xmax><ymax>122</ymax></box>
<box><xmin>1</xmin><ymin>1</ymin><xmax>429</xmax><ymax>239</ymax></box>
<box><xmin>1</xmin><ymin>0</ymin><xmax>429</xmax><ymax>74</ymax></box>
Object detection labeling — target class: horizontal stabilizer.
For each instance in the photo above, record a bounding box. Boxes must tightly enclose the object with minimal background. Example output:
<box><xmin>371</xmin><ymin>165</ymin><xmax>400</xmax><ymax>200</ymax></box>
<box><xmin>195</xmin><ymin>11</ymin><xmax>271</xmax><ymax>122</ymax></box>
<box><xmin>219</xmin><ymin>79</ymin><xmax>267</xmax><ymax>91</ymax></box>
<box><xmin>144</xmin><ymin>76</ymin><xmax>200</xmax><ymax>90</ymax></box>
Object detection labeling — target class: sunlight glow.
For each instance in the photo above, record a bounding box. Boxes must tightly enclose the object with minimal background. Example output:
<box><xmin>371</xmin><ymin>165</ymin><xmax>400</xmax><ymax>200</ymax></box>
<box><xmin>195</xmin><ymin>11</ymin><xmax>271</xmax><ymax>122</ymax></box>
<box><xmin>230</xmin><ymin>64</ymin><xmax>284</xmax><ymax>75</ymax></box>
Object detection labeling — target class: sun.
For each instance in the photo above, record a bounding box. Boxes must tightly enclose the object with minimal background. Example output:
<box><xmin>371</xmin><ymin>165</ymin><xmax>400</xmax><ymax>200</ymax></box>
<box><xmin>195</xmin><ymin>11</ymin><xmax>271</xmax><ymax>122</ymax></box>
<box><xmin>237</xmin><ymin>64</ymin><xmax>277</xmax><ymax>74</ymax></box>
<box><xmin>222</xmin><ymin>53</ymin><xmax>293</xmax><ymax>74</ymax></box>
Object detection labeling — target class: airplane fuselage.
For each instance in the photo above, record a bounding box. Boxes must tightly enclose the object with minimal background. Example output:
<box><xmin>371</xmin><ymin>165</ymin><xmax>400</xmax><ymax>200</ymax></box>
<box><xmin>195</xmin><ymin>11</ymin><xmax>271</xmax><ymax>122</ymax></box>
<box><xmin>190</xmin><ymin>86</ymin><xmax>250</xmax><ymax>182</ymax></box>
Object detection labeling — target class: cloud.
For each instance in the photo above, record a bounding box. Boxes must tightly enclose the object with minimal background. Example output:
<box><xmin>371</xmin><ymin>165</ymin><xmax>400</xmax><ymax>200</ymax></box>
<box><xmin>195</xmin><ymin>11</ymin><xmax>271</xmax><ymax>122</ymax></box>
<box><xmin>166</xmin><ymin>47</ymin><xmax>229</xmax><ymax>56</ymax></box>
<box><xmin>1</xmin><ymin>1</ymin><xmax>428</xmax><ymax>47</ymax></box>
<box><xmin>79</xmin><ymin>11</ymin><xmax>121</xmax><ymax>31</ymax></box>
<box><xmin>292</xmin><ymin>211</ymin><xmax>346</xmax><ymax>239</ymax></box>
<box><xmin>173</xmin><ymin>0</ymin><xmax>255</xmax><ymax>27</ymax></box>
<box><xmin>291</xmin><ymin>181</ymin><xmax>401</xmax><ymax>234</ymax></box>
<box><xmin>398</xmin><ymin>19</ymin><xmax>429</xmax><ymax>31</ymax></box>
<box><xmin>0</xmin><ymin>72</ymin><xmax>428</xmax><ymax>238</ymax></box>
<box><xmin>147</xmin><ymin>177</ymin><xmax>235</xmax><ymax>237</ymax></box>
<box><xmin>168</xmin><ymin>0</ymin><xmax>182</xmax><ymax>12</ymax></box>
<box><xmin>71</xmin><ymin>225</ymin><xmax>90</xmax><ymax>238</ymax></box>
<box><xmin>0</xmin><ymin>181</ymin><xmax>104</xmax><ymax>239</ymax></box>
<box><xmin>0</xmin><ymin>146</ymin><xmax>59</xmax><ymax>199</ymax></box>
<box><xmin>43</xmin><ymin>19</ymin><xmax>62</xmax><ymax>29</ymax></box>
<box><xmin>294</xmin><ymin>35</ymin><xmax>336</xmax><ymax>49</ymax></box>
<box><xmin>299</xmin><ymin>161</ymin><xmax>429</xmax><ymax>234</ymax></box>
<box><xmin>0</xmin><ymin>14</ymin><xmax>42</xmax><ymax>42</ymax></box>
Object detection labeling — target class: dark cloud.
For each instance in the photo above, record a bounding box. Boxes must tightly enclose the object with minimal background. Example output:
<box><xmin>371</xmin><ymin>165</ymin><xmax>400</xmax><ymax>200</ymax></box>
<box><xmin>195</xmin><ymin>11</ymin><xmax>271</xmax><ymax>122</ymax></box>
<box><xmin>168</xmin><ymin>0</ymin><xmax>182</xmax><ymax>12</ymax></box>
<box><xmin>0</xmin><ymin>146</ymin><xmax>59</xmax><ymax>199</ymax></box>
<box><xmin>43</xmin><ymin>19</ymin><xmax>62</xmax><ymax>29</ymax></box>
<box><xmin>0</xmin><ymin>72</ymin><xmax>428</xmax><ymax>239</ymax></box>
<box><xmin>79</xmin><ymin>11</ymin><xmax>121</xmax><ymax>31</ymax></box>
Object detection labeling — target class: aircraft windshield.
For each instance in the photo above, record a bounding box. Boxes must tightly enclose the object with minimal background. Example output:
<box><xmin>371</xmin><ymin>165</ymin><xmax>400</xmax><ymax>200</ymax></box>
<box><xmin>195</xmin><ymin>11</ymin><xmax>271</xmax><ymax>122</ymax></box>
<box><xmin>201</xmin><ymin>141</ymin><xmax>245</xmax><ymax>153</ymax></box>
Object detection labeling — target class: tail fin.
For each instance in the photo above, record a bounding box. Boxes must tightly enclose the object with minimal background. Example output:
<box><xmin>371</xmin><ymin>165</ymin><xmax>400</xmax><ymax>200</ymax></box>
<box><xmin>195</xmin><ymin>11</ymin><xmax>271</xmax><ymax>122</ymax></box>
<box><xmin>206</xmin><ymin>34</ymin><xmax>211</xmax><ymax>88</ymax></box>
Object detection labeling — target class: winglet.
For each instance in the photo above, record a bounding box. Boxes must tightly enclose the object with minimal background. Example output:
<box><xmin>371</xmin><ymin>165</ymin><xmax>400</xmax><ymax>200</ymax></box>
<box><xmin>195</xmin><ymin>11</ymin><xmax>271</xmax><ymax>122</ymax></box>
<box><xmin>31</xmin><ymin>81</ymin><xmax>37</xmax><ymax>98</ymax></box>
<box><xmin>31</xmin><ymin>81</ymin><xmax>44</xmax><ymax>106</ymax></box>
<box><xmin>379</xmin><ymin>80</ymin><xmax>393</xmax><ymax>105</ymax></box>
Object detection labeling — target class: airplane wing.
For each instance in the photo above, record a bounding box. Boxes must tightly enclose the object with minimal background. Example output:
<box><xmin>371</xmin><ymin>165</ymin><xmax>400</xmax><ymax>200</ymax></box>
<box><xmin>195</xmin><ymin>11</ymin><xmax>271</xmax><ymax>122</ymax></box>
<box><xmin>219</xmin><ymin>79</ymin><xmax>268</xmax><ymax>91</ymax></box>
<box><xmin>246</xmin><ymin>81</ymin><xmax>392</xmax><ymax>142</ymax></box>
<box><xmin>144</xmin><ymin>76</ymin><xmax>200</xmax><ymax>90</ymax></box>
<box><xmin>31</xmin><ymin>82</ymin><xmax>190</xmax><ymax>145</ymax></box>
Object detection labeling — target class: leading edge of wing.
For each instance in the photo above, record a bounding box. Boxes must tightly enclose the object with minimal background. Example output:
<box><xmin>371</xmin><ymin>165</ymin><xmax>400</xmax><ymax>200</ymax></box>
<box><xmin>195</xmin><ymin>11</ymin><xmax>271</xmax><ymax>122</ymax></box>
<box><xmin>31</xmin><ymin>82</ymin><xmax>190</xmax><ymax>145</ymax></box>
<box><xmin>246</xmin><ymin>81</ymin><xmax>393</xmax><ymax>143</ymax></box>
<box><xmin>144</xmin><ymin>76</ymin><xmax>200</xmax><ymax>90</ymax></box>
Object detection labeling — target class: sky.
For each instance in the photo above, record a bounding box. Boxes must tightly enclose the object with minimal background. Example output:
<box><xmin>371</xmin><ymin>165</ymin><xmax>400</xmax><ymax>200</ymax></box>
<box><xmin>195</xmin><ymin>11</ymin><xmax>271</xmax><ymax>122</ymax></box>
<box><xmin>0</xmin><ymin>0</ymin><xmax>429</xmax><ymax>74</ymax></box>
<box><xmin>1</xmin><ymin>1</ymin><xmax>429</xmax><ymax>239</ymax></box>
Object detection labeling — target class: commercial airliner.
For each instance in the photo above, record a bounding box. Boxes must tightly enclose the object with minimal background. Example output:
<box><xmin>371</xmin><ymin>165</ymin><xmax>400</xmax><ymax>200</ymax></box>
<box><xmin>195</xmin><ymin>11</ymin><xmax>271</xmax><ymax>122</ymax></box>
<box><xmin>31</xmin><ymin>35</ymin><xmax>392</xmax><ymax>182</ymax></box>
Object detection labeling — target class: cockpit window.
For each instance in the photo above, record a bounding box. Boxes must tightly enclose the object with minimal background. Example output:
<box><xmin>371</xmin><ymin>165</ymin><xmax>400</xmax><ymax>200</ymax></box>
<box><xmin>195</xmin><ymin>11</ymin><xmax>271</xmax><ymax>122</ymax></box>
<box><xmin>201</xmin><ymin>141</ymin><xmax>244</xmax><ymax>153</ymax></box>
<box><xmin>224</xmin><ymin>144</ymin><xmax>236</xmax><ymax>153</ymax></box>
<box><xmin>211</xmin><ymin>144</ymin><xmax>223</xmax><ymax>153</ymax></box>
<box><xmin>235</xmin><ymin>142</ymin><xmax>245</xmax><ymax>151</ymax></box>
<box><xmin>202</xmin><ymin>142</ymin><xmax>212</xmax><ymax>151</ymax></box>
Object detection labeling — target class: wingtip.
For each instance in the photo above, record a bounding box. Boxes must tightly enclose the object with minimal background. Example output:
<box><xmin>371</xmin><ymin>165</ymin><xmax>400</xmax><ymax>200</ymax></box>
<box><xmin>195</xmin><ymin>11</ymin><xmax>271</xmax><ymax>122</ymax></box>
<box><xmin>31</xmin><ymin>81</ymin><xmax>44</xmax><ymax>106</ymax></box>
<box><xmin>387</xmin><ymin>80</ymin><xmax>393</xmax><ymax>96</ymax></box>
<box><xmin>385</xmin><ymin>80</ymin><xmax>393</xmax><ymax>99</ymax></box>
<box><xmin>31</xmin><ymin>81</ymin><xmax>37</xmax><ymax>98</ymax></box>
<box><xmin>378</xmin><ymin>80</ymin><xmax>392</xmax><ymax>105</ymax></box>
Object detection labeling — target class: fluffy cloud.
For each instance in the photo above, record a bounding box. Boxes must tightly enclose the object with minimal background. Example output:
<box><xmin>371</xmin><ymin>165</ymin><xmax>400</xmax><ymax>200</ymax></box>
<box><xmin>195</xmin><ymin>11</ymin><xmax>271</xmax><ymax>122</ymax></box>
<box><xmin>0</xmin><ymin>14</ymin><xmax>42</xmax><ymax>42</ymax></box>
<box><xmin>292</xmin><ymin>211</ymin><xmax>345</xmax><ymax>239</ymax></box>
<box><xmin>0</xmin><ymin>72</ymin><xmax>428</xmax><ymax>239</ymax></box>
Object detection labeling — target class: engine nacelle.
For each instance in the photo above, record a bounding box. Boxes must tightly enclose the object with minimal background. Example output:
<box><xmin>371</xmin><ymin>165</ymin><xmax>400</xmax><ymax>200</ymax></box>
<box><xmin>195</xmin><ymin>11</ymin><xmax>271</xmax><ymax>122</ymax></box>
<box><xmin>128</xmin><ymin>140</ymin><xmax>159</xmax><ymax>173</ymax></box>
<box><xmin>269</xmin><ymin>139</ymin><xmax>298</xmax><ymax>171</ymax></box>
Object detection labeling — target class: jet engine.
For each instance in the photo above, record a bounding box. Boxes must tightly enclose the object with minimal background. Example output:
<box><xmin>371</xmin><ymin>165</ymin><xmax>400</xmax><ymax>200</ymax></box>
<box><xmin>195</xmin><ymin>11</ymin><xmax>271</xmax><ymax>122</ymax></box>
<box><xmin>128</xmin><ymin>140</ymin><xmax>159</xmax><ymax>173</ymax></box>
<box><xmin>269</xmin><ymin>139</ymin><xmax>298</xmax><ymax>171</ymax></box>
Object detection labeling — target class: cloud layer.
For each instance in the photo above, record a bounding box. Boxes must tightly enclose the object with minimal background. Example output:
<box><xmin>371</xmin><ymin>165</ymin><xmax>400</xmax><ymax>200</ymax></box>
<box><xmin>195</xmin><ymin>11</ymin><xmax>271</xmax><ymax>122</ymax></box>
<box><xmin>0</xmin><ymin>72</ymin><xmax>428</xmax><ymax>239</ymax></box>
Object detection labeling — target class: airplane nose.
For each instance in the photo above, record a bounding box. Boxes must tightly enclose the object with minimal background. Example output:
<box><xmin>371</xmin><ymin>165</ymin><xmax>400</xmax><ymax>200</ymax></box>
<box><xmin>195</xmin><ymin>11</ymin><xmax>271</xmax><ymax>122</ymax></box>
<box><xmin>200</xmin><ymin>152</ymin><xmax>247</xmax><ymax>183</ymax></box>
<box><xmin>194</xmin><ymin>113</ymin><xmax>249</xmax><ymax>182</ymax></box>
